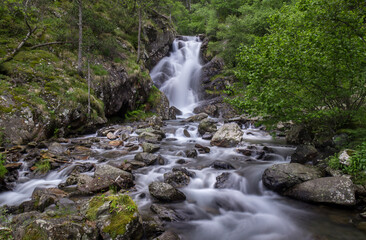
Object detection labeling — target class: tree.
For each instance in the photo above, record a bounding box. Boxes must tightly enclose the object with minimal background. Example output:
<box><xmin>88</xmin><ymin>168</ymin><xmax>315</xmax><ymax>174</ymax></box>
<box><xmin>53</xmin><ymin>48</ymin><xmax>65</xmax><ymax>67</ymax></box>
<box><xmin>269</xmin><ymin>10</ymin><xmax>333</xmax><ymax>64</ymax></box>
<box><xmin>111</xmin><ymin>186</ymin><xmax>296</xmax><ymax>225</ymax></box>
<box><xmin>76</xmin><ymin>0</ymin><xmax>83</xmax><ymax>75</ymax></box>
<box><xmin>233</xmin><ymin>0</ymin><xmax>366</xmax><ymax>129</ymax></box>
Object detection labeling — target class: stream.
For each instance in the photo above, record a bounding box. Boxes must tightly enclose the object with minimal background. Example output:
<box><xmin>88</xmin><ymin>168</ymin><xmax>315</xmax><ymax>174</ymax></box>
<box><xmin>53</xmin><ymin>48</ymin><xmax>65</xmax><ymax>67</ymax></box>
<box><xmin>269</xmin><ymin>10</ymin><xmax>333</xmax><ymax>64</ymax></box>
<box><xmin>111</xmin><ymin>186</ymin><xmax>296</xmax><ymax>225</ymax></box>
<box><xmin>0</xmin><ymin>36</ymin><xmax>366</xmax><ymax>240</ymax></box>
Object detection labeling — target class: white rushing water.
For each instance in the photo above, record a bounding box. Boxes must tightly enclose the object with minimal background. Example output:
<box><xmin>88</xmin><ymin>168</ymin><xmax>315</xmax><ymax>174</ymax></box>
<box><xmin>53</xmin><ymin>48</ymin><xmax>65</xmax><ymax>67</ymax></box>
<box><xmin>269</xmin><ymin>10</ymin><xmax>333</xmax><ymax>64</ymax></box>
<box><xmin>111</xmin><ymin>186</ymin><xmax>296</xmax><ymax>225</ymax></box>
<box><xmin>150</xmin><ymin>36</ymin><xmax>202</xmax><ymax>115</ymax></box>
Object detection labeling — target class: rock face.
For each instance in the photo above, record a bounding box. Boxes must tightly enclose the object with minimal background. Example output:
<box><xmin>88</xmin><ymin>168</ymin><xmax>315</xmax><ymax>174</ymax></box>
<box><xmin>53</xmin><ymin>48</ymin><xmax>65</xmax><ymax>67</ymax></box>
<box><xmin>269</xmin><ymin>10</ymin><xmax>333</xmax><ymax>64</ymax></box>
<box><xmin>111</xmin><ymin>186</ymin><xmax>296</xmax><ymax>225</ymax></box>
<box><xmin>144</xmin><ymin>11</ymin><xmax>177</xmax><ymax>70</ymax></box>
<box><xmin>285</xmin><ymin>177</ymin><xmax>356</xmax><ymax>206</ymax></box>
<box><xmin>210</xmin><ymin>123</ymin><xmax>242</xmax><ymax>147</ymax></box>
<box><xmin>149</xmin><ymin>182</ymin><xmax>186</xmax><ymax>202</ymax></box>
<box><xmin>262</xmin><ymin>163</ymin><xmax>324</xmax><ymax>193</ymax></box>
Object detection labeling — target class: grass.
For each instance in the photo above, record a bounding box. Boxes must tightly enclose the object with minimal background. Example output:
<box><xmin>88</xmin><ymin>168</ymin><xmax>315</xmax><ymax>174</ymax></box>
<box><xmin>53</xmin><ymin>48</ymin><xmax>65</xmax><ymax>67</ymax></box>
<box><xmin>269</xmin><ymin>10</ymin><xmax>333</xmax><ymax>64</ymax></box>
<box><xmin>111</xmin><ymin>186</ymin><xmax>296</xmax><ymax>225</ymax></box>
<box><xmin>34</xmin><ymin>160</ymin><xmax>51</xmax><ymax>174</ymax></box>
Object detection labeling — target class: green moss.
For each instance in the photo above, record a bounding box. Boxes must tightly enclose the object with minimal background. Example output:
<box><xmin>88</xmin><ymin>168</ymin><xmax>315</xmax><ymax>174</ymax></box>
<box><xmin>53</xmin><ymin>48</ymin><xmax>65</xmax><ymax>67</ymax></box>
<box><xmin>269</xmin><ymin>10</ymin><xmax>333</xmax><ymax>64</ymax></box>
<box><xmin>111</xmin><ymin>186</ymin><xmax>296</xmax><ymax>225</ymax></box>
<box><xmin>0</xmin><ymin>153</ymin><xmax>7</xmax><ymax>179</ymax></box>
<box><xmin>91</xmin><ymin>64</ymin><xmax>108</xmax><ymax>76</ymax></box>
<box><xmin>87</xmin><ymin>194</ymin><xmax>138</xmax><ymax>239</ymax></box>
<box><xmin>147</xmin><ymin>85</ymin><xmax>161</xmax><ymax>107</ymax></box>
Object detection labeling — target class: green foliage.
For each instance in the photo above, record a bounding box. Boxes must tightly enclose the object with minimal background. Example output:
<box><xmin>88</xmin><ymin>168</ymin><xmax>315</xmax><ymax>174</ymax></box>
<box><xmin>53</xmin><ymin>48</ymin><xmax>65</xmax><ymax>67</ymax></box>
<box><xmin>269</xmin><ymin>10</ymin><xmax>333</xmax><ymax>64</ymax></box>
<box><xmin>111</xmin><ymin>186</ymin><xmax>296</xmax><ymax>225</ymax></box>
<box><xmin>34</xmin><ymin>160</ymin><xmax>50</xmax><ymax>174</ymax></box>
<box><xmin>327</xmin><ymin>143</ymin><xmax>366</xmax><ymax>184</ymax></box>
<box><xmin>90</xmin><ymin>64</ymin><xmax>108</xmax><ymax>76</ymax></box>
<box><xmin>0</xmin><ymin>153</ymin><xmax>7</xmax><ymax>179</ymax></box>
<box><xmin>232</xmin><ymin>0</ymin><xmax>366</xmax><ymax>130</ymax></box>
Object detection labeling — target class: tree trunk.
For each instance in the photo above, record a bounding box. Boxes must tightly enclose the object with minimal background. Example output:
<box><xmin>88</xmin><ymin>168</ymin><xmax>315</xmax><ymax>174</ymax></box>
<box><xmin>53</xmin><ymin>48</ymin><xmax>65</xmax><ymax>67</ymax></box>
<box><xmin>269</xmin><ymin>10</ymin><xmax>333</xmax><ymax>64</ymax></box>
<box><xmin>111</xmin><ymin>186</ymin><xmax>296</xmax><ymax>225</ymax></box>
<box><xmin>77</xmin><ymin>0</ymin><xmax>83</xmax><ymax>75</ymax></box>
<box><xmin>87</xmin><ymin>60</ymin><xmax>91</xmax><ymax>118</ymax></box>
<box><xmin>137</xmin><ymin>7</ymin><xmax>142</xmax><ymax>63</ymax></box>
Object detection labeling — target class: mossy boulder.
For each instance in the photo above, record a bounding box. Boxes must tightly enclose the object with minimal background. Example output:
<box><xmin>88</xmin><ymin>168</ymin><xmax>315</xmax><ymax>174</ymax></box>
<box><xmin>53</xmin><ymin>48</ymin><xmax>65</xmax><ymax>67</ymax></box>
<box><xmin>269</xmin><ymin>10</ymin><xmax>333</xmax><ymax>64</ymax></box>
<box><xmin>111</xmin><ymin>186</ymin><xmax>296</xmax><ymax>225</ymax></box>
<box><xmin>86</xmin><ymin>194</ymin><xmax>143</xmax><ymax>240</ymax></box>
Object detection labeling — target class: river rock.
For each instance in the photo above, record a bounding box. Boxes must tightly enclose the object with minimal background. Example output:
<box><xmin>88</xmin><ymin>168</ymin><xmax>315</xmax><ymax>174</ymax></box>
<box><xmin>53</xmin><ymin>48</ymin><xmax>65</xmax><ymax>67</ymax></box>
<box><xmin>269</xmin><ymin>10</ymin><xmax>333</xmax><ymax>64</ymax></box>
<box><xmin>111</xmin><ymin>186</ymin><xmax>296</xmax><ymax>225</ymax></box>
<box><xmin>107</xmin><ymin>132</ymin><xmax>118</xmax><ymax>140</ymax></box>
<box><xmin>169</xmin><ymin>106</ymin><xmax>182</xmax><ymax>119</ymax></box>
<box><xmin>31</xmin><ymin>188</ymin><xmax>68</xmax><ymax>212</ymax></box>
<box><xmin>195</xmin><ymin>144</ymin><xmax>210</xmax><ymax>153</ymax></box>
<box><xmin>185</xmin><ymin>149</ymin><xmax>197</xmax><ymax>158</ymax></box>
<box><xmin>149</xmin><ymin>182</ymin><xmax>186</xmax><ymax>202</ymax></box>
<box><xmin>214</xmin><ymin>173</ymin><xmax>232</xmax><ymax>189</ymax></box>
<box><xmin>198</xmin><ymin>118</ymin><xmax>217</xmax><ymax>135</ymax></box>
<box><xmin>150</xmin><ymin>204</ymin><xmax>183</xmax><ymax>222</ymax></box>
<box><xmin>262</xmin><ymin>163</ymin><xmax>324</xmax><ymax>193</ymax></box>
<box><xmin>139</xmin><ymin>132</ymin><xmax>162</xmax><ymax>143</ymax></box>
<box><xmin>154</xmin><ymin>231</ymin><xmax>181</xmax><ymax>240</ymax></box>
<box><xmin>183</xmin><ymin>129</ymin><xmax>191</xmax><ymax>137</ymax></box>
<box><xmin>212</xmin><ymin>161</ymin><xmax>235</xmax><ymax>170</ymax></box>
<box><xmin>164</xmin><ymin>171</ymin><xmax>190</xmax><ymax>188</ymax></box>
<box><xmin>142</xmin><ymin>142</ymin><xmax>160</xmax><ymax>153</ymax></box>
<box><xmin>183</xmin><ymin>113</ymin><xmax>208</xmax><ymax>122</ymax></box>
<box><xmin>78</xmin><ymin>165</ymin><xmax>134</xmax><ymax>193</ymax></box>
<box><xmin>285</xmin><ymin>177</ymin><xmax>356</xmax><ymax>206</ymax></box>
<box><xmin>210</xmin><ymin>123</ymin><xmax>242</xmax><ymax>147</ymax></box>
<box><xmin>147</xmin><ymin>115</ymin><xmax>163</xmax><ymax>127</ymax></box>
<box><xmin>172</xmin><ymin>167</ymin><xmax>196</xmax><ymax>178</ymax></box>
<box><xmin>135</xmin><ymin>152</ymin><xmax>159</xmax><ymax>165</ymax></box>
<box><xmin>202</xmin><ymin>132</ymin><xmax>214</xmax><ymax>140</ymax></box>
<box><xmin>338</xmin><ymin>149</ymin><xmax>354</xmax><ymax>166</ymax></box>
<box><xmin>290</xmin><ymin>145</ymin><xmax>319</xmax><ymax>164</ymax></box>
<box><xmin>48</xmin><ymin>142</ymin><xmax>67</xmax><ymax>155</ymax></box>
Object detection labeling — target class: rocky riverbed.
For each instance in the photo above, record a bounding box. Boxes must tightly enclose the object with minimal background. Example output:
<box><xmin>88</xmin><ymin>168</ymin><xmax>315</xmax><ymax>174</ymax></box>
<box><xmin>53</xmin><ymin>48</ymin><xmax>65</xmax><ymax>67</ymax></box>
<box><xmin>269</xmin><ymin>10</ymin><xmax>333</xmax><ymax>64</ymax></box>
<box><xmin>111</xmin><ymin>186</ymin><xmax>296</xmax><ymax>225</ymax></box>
<box><xmin>0</xmin><ymin>114</ymin><xmax>366</xmax><ymax>240</ymax></box>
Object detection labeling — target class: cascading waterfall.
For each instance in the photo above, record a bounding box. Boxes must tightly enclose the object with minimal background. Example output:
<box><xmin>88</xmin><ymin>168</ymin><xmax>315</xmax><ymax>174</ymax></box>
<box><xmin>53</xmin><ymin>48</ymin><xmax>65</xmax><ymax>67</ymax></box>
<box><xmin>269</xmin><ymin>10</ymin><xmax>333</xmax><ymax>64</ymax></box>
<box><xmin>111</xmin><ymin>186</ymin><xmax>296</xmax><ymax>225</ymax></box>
<box><xmin>150</xmin><ymin>36</ymin><xmax>202</xmax><ymax>115</ymax></box>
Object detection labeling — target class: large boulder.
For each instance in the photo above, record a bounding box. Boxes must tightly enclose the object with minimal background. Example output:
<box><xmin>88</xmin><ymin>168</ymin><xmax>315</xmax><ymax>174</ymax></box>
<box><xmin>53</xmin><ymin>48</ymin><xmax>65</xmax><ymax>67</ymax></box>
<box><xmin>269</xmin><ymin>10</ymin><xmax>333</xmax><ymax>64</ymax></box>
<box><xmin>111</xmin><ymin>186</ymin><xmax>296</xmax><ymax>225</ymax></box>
<box><xmin>149</xmin><ymin>182</ymin><xmax>186</xmax><ymax>202</ymax></box>
<box><xmin>78</xmin><ymin>165</ymin><xmax>133</xmax><ymax>193</ymax></box>
<box><xmin>262</xmin><ymin>163</ymin><xmax>324</xmax><ymax>193</ymax></box>
<box><xmin>31</xmin><ymin>188</ymin><xmax>68</xmax><ymax>212</ymax></box>
<box><xmin>198</xmin><ymin>118</ymin><xmax>217</xmax><ymax>135</ymax></box>
<box><xmin>285</xmin><ymin>177</ymin><xmax>356</xmax><ymax>206</ymax></box>
<box><xmin>290</xmin><ymin>145</ymin><xmax>319</xmax><ymax>164</ymax></box>
<box><xmin>142</xmin><ymin>142</ymin><xmax>160</xmax><ymax>153</ymax></box>
<box><xmin>210</xmin><ymin>123</ymin><xmax>242</xmax><ymax>147</ymax></box>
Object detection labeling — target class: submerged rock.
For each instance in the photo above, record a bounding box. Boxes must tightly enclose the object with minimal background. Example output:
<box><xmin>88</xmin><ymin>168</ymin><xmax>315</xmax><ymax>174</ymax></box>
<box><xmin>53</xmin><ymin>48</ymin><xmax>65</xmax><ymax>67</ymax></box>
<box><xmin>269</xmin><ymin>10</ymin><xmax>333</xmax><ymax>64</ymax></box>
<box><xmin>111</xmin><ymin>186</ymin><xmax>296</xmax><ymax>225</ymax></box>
<box><xmin>149</xmin><ymin>182</ymin><xmax>186</xmax><ymax>202</ymax></box>
<box><xmin>285</xmin><ymin>177</ymin><xmax>356</xmax><ymax>206</ymax></box>
<box><xmin>210</xmin><ymin>123</ymin><xmax>242</xmax><ymax>147</ymax></box>
<box><xmin>185</xmin><ymin>149</ymin><xmax>197</xmax><ymax>158</ymax></box>
<box><xmin>214</xmin><ymin>173</ymin><xmax>232</xmax><ymax>189</ymax></box>
<box><xmin>262</xmin><ymin>163</ymin><xmax>324</xmax><ymax>193</ymax></box>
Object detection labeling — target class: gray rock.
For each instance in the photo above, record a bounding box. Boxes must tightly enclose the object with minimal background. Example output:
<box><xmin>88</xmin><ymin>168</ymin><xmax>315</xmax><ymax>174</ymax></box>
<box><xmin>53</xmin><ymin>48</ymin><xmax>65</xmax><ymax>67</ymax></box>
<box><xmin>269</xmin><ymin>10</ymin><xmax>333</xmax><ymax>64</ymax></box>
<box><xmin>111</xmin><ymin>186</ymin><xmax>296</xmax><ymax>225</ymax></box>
<box><xmin>154</xmin><ymin>231</ymin><xmax>181</xmax><ymax>240</ymax></box>
<box><xmin>149</xmin><ymin>182</ymin><xmax>186</xmax><ymax>202</ymax></box>
<box><xmin>210</xmin><ymin>123</ymin><xmax>242</xmax><ymax>147</ymax></box>
<box><xmin>135</xmin><ymin>152</ymin><xmax>159</xmax><ymax>165</ymax></box>
<box><xmin>48</xmin><ymin>142</ymin><xmax>67</xmax><ymax>155</ymax></box>
<box><xmin>262</xmin><ymin>163</ymin><xmax>324</xmax><ymax>193</ymax></box>
<box><xmin>150</xmin><ymin>204</ymin><xmax>183</xmax><ymax>222</ymax></box>
<box><xmin>202</xmin><ymin>132</ymin><xmax>214</xmax><ymax>140</ymax></box>
<box><xmin>142</xmin><ymin>142</ymin><xmax>161</xmax><ymax>153</ymax></box>
<box><xmin>290</xmin><ymin>145</ymin><xmax>319</xmax><ymax>164</ymax></box>
<box><xmin>286</xmin><ymin>125</ymin><xmax>312</xmax><ymax>144</ymax></box>
<box><xmin>31</xmin><ymin>188</ymin><xmax>68</xmax><ymax>212</ymax></box>
<box><xmin>212</xmin><ymin>161</ymin><xmax>235</xmax><ymax>170</ymax></box>
<box><xmin>185</xmin><ymin>149</ymin><xmax>197</xmax><ymax>158</ymax></box>
<box><xmin>214</xmin><ymin>173</ymin><xmax>232</xmax><ymax>189</ymax></box>
<box><xmin>169</xmin><ymin>106</ymin><xmax>182</xmax><ymax>119</ymax></box>
<box><xmin>183</xmin><ymin>129</ymin><xmax>191</xmax><ymax>137</ymax></box>
<box><xmin>285</xmin><ymin>177</ymin><xmax>356</xmax><ymax>206</ymax></box>
<box><xmin>195</xmin><ymin>144</ymin><xmax>210</xmax><ymax>153</ymax></box>
<box><xmin>183</xmin><ymin>113</ymin><xmax>208</xmax><ymax>122</ymax></box>
<box><xmin>172</xmin><ymin>167</ymin><xmax>196</xmax><ymax>178</ymax></box>
<box><xmin>147</xmin><ymin>115</ymin><xmax>163</xmax><ymax>127</ymax></box>
<box><xmin>164</xmin><ymin>171</ymin><xmax>190</xmax><ymax>188</ymax></box>
<box><xmin>198</xmin><ymin>118</ymin><xmax>217</xmax><ymax>135</ymax></box>
<box><xmin>107</xmin><ymin>132</ymin><xmax>117</xmax><ymax>140</ymax></box>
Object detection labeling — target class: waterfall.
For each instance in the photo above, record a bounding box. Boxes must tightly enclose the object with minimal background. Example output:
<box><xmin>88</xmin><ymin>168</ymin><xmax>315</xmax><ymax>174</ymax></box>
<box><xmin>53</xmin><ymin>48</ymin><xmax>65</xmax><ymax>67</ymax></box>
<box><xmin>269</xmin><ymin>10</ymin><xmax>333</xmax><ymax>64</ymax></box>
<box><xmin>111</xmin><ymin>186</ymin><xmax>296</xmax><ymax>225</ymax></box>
<box><xmin>150</xmin><ymin>36</ymin><xmax>202</xmax><ymax>115</ymax></box>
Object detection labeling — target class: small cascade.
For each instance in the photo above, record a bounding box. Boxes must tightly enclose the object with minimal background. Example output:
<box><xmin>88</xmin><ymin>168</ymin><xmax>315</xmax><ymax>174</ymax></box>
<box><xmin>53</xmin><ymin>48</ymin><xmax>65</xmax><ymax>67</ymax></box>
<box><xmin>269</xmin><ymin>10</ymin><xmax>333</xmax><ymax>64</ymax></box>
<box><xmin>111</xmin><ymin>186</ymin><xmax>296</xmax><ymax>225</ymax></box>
<box><xmin>150</xmin><ymin>36</ymin><xmax>202</xmax><ymax>115</ymax></box>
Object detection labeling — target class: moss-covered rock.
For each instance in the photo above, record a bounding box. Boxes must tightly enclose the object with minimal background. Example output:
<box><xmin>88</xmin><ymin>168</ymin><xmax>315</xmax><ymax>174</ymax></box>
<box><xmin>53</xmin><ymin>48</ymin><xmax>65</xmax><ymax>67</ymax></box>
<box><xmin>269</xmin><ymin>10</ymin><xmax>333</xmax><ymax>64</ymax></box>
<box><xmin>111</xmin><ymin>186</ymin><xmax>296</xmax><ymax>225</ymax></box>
<box><xmin>86</xmin><ymin>194</ymin><xmax>143</xmax><ymax>240</ymax></box>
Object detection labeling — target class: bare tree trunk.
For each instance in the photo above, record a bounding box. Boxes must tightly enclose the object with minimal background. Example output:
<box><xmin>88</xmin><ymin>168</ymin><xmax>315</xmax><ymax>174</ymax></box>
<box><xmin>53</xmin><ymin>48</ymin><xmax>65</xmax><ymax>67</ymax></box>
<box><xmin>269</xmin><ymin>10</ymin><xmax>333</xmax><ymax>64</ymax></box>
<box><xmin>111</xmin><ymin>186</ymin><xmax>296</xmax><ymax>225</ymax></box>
<box><xmin>87</xmin><ymin>60</ymin><xmax>91</xmax><ymax>118</ymax></box>
<box><xmin>137</xmin><ymin>7</ymin><xmax>142</xmax><ymax>63</ymax></box>
<box><xmin>77</xmin><ymin>0</ymin><xmax>83</xmax><ymax>75</ymax></box>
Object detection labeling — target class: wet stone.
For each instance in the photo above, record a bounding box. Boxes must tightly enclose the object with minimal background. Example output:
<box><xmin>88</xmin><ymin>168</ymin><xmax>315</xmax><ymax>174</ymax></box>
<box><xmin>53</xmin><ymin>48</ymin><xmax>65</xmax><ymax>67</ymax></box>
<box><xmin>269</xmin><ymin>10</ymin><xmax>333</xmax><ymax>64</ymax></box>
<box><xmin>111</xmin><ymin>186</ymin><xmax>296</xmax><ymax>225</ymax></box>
<box><xmin>164</xmin><ymin>171</ymin><xmax>190</xmax><ymax>188</ymax></box>
<box><xmin>212</xmin><ymin>161</ymin><xmax>235</xmax><ymax>170</ymax></box>
<box><xmin>195</xmin><ymin>144</ymin><xmax>210</xmax><ymax>153</ymax></box>
<box><xmin>185</xmin><ymin>149</ymin><xmax>197</xmax><ymax>158</ymax></box>
<box><xmin>149</xmin><ymin>182</ymin><xmax>186</xmax><ymax>202</ymax></box>
<box><xmin>214</xmin><ymin>172</ymin><xmax>232</xmax><ymax>189</ymax></box>
<box><xmin>150</xmin><ymin>204</ymin><xmax>184</xmax><ymax>222</ymax></box>
<box><xmin>183</xmin><ymin>129</ymin><xmax>191</xmax><ymax>137</ymax></box>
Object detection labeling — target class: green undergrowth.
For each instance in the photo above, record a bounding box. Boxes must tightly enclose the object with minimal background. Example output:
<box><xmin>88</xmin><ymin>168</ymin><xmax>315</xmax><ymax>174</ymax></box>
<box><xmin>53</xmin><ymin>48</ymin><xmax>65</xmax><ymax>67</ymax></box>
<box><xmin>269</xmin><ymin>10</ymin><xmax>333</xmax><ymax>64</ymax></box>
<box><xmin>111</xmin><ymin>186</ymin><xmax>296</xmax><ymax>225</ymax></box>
<box><xmin>0</xmin><ymin>153</ymin><xmax>7</xmax><ymax>179</ymax></box>
<box><xmin>34</xmin><ymin>160</ymin><xmax>51</xmax><ymax>174</ymax></box>
<box><xmin>327</xmin><ymin>143</ymin><xmax>366</xmax><ymax>185</ymax></box>
<box><xmin>87</xmin><ymin>194</ymin><xmax>137</xmax><ymax>239</ymax></box>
